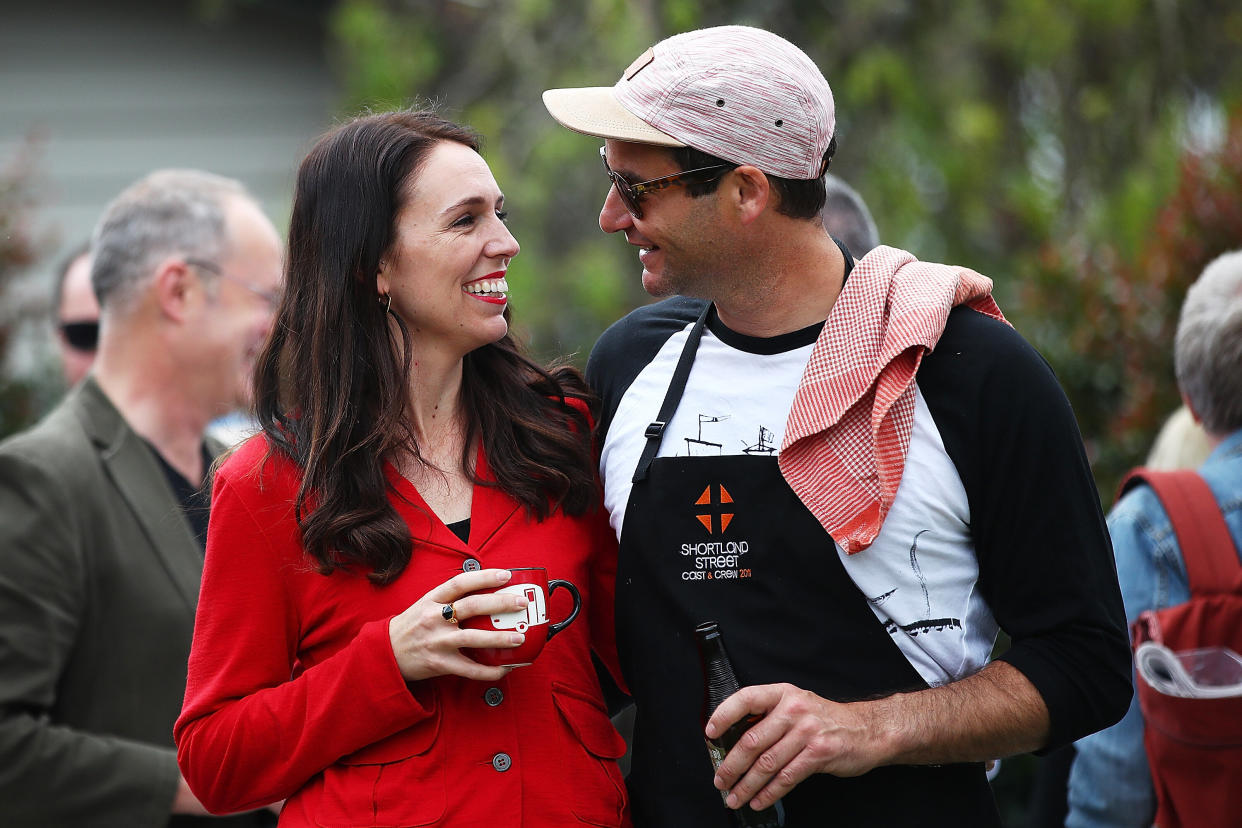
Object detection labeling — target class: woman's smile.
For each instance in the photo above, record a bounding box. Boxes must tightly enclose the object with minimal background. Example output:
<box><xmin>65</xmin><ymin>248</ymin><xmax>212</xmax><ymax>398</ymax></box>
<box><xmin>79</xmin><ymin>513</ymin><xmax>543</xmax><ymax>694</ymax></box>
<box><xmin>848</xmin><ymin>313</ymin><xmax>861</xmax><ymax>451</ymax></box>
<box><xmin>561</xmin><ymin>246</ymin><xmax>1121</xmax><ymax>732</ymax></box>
<box><xmin>462</xmin><ymin>271</ymin><xmax>509</xmax><ymax>305</ymax></box>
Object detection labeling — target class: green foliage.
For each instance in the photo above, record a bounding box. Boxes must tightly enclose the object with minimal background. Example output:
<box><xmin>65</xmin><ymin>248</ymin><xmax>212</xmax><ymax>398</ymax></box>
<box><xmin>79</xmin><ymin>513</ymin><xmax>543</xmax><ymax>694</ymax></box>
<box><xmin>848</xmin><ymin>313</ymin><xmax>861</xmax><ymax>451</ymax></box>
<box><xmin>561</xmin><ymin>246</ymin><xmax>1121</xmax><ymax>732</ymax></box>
<box><xmin>331</xmin><ymin>1</ymin><xmax>442</xmax><ymax>110</ymax></box>
<box><xmin>1021</xmin><ymin>111</ymin><xmax>1242</xmax><ymax>497</ymax></box>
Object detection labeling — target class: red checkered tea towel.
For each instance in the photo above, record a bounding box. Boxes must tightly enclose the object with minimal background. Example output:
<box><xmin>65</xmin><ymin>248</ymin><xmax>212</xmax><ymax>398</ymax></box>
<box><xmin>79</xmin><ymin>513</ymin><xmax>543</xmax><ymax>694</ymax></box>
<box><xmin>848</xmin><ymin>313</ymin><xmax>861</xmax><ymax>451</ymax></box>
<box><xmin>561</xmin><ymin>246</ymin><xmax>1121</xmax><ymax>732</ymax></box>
<box><xmin>779</xmin><ymin>246</ymin><xmax>1008</xmax><ymax>554</ymax></box>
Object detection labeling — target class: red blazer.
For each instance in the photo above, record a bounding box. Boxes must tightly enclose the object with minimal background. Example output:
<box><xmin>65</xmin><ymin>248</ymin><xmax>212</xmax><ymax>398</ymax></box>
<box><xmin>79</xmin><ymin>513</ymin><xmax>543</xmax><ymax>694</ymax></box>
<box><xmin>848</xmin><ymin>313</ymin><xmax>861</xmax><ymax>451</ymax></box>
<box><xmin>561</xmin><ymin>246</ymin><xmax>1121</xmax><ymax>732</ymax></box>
<box><xmin>175</xmin><ymin>431</ymin><xmax>628</xmax><ymax>827</ymax></box>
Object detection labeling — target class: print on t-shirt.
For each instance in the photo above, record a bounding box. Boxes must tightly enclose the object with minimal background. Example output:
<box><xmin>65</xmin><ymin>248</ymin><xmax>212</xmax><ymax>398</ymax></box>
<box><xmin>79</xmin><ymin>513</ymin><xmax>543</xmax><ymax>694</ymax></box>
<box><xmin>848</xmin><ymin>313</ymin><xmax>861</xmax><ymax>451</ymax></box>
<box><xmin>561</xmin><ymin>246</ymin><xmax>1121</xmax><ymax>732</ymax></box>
<box><xmin>869</xmin><ymin>529</ymin><xmax>964</xmax><ymax>639</ymax></box>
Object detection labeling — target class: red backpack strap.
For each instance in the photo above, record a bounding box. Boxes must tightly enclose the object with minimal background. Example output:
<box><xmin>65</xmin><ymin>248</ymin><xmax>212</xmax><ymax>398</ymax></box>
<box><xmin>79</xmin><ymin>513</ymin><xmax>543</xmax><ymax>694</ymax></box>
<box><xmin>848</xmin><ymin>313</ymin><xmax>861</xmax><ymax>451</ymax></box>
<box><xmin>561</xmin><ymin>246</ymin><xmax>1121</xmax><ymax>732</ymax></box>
<box><xmin>1119</xmin><ymin>468</ymin><xmax>1242</xmax><ymax>596</ymax></box>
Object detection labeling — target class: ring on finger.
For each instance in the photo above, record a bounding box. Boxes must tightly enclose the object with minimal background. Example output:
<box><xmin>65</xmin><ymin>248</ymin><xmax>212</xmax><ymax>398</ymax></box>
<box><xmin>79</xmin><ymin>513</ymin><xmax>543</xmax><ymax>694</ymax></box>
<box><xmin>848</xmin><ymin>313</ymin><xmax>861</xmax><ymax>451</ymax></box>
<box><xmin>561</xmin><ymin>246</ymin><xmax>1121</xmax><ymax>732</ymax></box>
<box><xmin>441</xmin><ymin>603</ymin><xmax>458</xmax><ymax>624</ymax></box>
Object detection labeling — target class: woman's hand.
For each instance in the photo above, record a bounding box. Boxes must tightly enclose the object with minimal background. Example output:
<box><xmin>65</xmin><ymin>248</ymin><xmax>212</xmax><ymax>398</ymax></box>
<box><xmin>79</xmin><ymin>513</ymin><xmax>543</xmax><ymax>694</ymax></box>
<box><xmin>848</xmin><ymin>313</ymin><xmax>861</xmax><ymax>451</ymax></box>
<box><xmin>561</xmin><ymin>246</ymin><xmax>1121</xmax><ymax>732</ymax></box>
<box><xmin>389</xmin><ymin>568</ymin><xmax>528</xmax><ymax>682</ymax></box>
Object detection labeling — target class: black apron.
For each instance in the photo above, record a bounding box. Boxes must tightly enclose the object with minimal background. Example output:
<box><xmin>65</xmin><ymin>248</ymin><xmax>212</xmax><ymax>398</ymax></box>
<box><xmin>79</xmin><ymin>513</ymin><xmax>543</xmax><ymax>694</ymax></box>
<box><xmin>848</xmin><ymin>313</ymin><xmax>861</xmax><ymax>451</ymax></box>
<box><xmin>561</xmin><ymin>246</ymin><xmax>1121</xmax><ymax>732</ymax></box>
<box><xmin>616</xmin><ymin>305</ymin><xmax>1000</xmax><ymax>827</ymax></box>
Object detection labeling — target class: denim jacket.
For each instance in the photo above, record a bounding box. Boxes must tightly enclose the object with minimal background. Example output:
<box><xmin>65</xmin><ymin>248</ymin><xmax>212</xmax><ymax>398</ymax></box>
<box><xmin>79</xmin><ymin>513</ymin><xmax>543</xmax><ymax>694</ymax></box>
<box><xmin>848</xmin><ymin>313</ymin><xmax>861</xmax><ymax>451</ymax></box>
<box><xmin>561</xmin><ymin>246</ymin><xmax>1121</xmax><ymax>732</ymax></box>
<box><xmin>1066</xmin><ymin>429</ymin><xmax>1242</xmax><ymax>827</ymax></box>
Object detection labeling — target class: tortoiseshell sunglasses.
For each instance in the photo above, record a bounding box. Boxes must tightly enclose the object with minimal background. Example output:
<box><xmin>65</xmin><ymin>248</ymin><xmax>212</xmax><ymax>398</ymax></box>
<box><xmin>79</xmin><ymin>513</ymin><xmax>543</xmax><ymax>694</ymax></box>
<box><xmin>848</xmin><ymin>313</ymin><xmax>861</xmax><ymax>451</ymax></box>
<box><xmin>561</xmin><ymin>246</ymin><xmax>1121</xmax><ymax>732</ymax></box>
<box><xmin>599</xmin><ymin>146</ymin><xmax>732</xmax><ymax>219</ymax></box>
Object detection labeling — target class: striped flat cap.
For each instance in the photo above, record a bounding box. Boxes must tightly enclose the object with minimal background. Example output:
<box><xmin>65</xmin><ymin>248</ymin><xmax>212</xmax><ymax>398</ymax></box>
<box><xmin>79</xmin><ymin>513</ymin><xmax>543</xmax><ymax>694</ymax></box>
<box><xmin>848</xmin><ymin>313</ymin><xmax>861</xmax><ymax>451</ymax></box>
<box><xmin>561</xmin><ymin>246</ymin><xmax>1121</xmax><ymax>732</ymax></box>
<box><xmin>543</xmin><ymin>26</ymin><xmax>836</xmax><ymax>180</ymax></box>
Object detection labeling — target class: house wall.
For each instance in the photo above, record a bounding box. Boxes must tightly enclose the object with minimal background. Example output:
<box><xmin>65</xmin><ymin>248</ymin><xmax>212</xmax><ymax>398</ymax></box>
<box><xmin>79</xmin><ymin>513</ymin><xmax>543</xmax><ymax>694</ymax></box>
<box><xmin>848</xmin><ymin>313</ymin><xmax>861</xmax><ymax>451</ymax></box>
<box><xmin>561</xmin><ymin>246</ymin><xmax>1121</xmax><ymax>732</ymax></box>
<box><xmin>0</xmin><ymin>0</ymin><xmax>337</xmax><ymax>377</ymax></box>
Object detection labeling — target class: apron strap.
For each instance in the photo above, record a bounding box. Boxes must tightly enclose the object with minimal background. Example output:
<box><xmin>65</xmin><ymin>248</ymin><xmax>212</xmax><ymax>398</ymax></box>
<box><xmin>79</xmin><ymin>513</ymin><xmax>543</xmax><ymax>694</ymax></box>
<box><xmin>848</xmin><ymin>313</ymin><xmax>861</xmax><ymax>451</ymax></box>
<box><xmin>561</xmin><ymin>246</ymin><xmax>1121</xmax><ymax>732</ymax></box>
<box><xmin>632</xmin><ymin>303</ymin><xmax>712</xmax><ymax>483</ymax></box>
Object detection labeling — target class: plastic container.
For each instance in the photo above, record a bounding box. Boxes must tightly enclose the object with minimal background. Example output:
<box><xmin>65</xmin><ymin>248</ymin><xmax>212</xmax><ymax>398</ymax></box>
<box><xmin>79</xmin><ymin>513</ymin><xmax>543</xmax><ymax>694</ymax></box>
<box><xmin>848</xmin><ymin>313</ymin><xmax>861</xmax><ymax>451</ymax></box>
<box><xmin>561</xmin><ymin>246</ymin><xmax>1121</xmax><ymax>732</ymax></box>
<box><xmin>1176</xmin><ymin>646</ymin><xmax>1242</xmax><ymax>688</ymax></box>
<box><xmin>1136</xmin><ymin>642</ymin><xmax>1242</xmax><ymax>698</ymax></box>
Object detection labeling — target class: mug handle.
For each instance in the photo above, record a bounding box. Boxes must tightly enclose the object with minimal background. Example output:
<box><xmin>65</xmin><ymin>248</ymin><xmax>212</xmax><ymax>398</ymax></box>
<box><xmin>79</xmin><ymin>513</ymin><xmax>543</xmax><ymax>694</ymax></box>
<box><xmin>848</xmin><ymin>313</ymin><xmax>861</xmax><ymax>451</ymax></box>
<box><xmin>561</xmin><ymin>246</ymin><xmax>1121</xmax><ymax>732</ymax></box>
<box><xmin>545</xmin><ymin>579</ymin><xmax>581</xmax><ymax>640</ymax></box>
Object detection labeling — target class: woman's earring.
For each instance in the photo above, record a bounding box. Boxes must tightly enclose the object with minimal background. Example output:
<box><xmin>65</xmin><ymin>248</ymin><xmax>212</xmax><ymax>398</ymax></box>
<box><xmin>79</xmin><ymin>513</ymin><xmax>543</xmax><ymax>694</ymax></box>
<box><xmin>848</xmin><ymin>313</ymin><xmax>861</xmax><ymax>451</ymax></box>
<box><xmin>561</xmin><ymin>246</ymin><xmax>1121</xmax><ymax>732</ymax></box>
<box><xmin>379</xmin><ymin>292</ymin><xmax>392</xmax><ymax>314</ymax></box>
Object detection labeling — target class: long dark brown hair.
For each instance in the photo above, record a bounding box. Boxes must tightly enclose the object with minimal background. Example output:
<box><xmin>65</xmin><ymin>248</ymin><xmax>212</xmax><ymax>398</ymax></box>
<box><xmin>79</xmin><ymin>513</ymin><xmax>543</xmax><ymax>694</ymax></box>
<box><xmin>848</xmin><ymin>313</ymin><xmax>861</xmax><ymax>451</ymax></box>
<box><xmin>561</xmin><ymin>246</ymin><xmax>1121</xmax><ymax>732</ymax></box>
<box><xmin>253</xmin><ymin>109</ymin><xmax>597</xmax><ymax>584</ymax></box>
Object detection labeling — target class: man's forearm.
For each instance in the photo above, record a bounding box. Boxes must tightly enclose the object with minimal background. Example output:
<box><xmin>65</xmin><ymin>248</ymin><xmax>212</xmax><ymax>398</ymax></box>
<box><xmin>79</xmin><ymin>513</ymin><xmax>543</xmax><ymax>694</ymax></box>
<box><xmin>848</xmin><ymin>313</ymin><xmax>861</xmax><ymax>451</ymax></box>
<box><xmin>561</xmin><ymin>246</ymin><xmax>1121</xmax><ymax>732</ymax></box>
<box><xmin>868</xmin><ymin>660</ymin><xmax>1050</xmax><ymax>767</ymax></box>
<box><xmin>707</xmin><ymin>659</ymin><xmax>1052</xmax><ymax>812</ymax></box>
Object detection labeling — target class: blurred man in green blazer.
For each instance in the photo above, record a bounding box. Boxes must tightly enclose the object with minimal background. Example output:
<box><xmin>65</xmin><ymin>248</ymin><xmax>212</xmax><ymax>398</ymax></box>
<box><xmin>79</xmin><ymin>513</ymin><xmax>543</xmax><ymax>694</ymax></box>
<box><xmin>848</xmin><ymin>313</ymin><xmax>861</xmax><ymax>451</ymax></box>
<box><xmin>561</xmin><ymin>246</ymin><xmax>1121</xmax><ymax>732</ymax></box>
<box><xmin>0</xmin><ymin>169</ymin><xmax>283</xmax><ymax>826</ymax></box>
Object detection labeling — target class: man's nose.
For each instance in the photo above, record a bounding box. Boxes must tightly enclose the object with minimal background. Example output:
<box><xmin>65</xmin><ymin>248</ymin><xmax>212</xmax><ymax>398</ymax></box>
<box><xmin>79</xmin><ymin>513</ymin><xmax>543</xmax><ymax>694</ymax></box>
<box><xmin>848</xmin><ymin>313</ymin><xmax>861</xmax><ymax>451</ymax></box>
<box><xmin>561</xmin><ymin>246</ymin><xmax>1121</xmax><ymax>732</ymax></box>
<box><xmin>599</xmin><ymin>185</ymin><xmax>633</xmax><ymax>234</ymax></box>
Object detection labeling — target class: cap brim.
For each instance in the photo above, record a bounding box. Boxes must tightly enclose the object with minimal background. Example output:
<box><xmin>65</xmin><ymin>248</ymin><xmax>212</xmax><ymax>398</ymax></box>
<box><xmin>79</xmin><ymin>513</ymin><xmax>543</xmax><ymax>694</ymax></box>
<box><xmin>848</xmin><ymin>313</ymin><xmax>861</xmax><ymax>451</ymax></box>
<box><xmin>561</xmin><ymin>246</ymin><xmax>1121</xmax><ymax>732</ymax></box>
<box><xmin>542</xmin><ymin>87</ymin><xmax>684</xmax><ymax>147</ymax></box>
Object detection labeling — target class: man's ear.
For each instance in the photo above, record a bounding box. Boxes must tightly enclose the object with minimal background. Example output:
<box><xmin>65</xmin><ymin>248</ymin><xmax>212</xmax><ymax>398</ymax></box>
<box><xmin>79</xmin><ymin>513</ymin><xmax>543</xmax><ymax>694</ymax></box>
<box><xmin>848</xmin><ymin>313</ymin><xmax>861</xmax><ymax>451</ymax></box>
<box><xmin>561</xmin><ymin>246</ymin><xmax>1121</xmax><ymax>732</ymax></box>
<box><xmin>724</xmin><ymin>165</ymin><xmax>771</xmax><ymax>225</ymax></box>
<box><xmin>153</xmin><ymin>258</ymin><xmax>196</xmax><ymax>322</ymax></box>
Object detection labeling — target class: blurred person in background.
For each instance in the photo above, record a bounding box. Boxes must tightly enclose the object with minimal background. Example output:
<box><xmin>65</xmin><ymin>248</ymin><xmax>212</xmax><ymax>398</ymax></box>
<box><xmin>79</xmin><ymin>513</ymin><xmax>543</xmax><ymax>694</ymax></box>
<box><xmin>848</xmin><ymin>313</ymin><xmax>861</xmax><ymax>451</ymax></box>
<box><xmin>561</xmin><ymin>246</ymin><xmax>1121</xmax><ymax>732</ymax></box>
<box><xmin>0</xmin><ymin>169</ymin><xmax>282</xmax><ymax>827</ymax></box>
<box><xmin>204</xmin><ymin>273</ymin><xmax>279</xmax><ymax>447</ymax></box>
<box><xmin>1145</xmin><ymin>404</ymin><xmax>1212</xmax><ymax>471</ymax></box>
<box><xmin>174</xmin><ymin>109</ymin><xmax>627</xmax><ymax>828</ymax></box>
<box><xmin>1066</xmin><ymin>249</ymin><xmax>1242</xmax><ymax>827</ymax></box>
<box><xmin>52</xmin><ymin>241</ymin><xmax>100</xmax><ymax>387</ymax></box>
<box><xmin>821</xmin><ymin>173</ymin><xmax>879</xmax><ymax>259</ymax></box>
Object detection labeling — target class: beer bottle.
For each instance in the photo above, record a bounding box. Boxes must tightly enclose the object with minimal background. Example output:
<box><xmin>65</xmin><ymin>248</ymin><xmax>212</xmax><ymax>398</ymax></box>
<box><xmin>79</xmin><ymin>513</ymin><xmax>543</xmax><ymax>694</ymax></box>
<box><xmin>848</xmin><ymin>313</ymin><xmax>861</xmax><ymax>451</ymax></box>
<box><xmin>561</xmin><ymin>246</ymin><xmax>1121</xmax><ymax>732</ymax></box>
<box><xmin>695</xmin><ymin>621</ymin><xmax>785</xmax><ymax>828</ymax></box>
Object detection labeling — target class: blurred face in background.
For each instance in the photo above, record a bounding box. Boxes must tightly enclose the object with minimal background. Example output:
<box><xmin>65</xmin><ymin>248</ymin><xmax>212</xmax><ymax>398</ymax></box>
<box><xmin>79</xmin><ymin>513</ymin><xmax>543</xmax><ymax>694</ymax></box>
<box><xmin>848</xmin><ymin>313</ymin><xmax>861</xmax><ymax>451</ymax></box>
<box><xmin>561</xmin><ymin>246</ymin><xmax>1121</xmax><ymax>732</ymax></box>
<box><xmin>187</xmin><ymin>197</ymin><xmax>283</xmax><ymax>415</ymax></box>
<box><xmin>56</xmin><ymin>251</ymin><xmax>100</xmax><ymax>387</ymax></box>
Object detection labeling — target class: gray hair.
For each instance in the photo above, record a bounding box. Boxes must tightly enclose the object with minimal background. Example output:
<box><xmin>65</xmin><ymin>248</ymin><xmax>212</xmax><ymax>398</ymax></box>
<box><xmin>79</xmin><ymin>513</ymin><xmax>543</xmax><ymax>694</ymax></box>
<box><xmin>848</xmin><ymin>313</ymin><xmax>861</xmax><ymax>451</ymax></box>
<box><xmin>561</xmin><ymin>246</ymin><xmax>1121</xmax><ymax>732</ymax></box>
<box><xmin>90</xmin><ymin>169</ymin><xmax>250</xmax><ymax>311</ymax></box>
<box><xmin>821</xmin><ymin>174</ymin><xmax>879</xmax><ymax>258</ymax></box>
<box><xmin>1175</xmin><ymin>249</ymin><xmax>1242</xmax><ymax>435</ymax></box>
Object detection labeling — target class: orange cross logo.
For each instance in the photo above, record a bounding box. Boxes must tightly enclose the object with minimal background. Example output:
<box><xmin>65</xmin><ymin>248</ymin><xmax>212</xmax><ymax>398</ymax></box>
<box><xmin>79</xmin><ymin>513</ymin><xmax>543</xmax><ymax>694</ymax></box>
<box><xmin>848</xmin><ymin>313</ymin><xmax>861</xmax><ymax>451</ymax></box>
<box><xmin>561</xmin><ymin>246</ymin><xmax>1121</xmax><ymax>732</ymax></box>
<box><xmin>694</xmin><ymin>484</ymin><xmax>734</xmax><ymax>534</ymax></box>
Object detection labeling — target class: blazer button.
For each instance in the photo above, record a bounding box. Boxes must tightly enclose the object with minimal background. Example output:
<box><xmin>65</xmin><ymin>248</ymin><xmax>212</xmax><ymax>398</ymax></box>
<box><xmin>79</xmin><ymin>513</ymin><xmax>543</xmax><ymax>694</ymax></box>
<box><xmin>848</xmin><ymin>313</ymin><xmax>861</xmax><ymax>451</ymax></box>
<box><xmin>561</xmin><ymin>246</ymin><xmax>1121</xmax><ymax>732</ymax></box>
<box><xmin>484</xmin><ymin>687</ymin><xmax>504</xmax><ymax>707</ymax></box>
<box><xmin>463</xmin><ymin>558</ymin><xmax>482</xmax><ymax>572</ymax></box>
<box><xmin>492</xmin><ymin>752</ymin><xmax>512</xmax><ymax>772</ymax></box>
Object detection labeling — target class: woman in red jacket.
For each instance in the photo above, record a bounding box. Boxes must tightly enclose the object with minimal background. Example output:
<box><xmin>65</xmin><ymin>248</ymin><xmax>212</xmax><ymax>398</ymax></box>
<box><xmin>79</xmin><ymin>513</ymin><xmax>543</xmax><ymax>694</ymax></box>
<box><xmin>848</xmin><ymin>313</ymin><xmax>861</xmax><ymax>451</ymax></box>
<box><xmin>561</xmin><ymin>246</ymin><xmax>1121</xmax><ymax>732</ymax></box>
<box><xmin>174</xmin><ymin>109</ymin><xmax>628</xmax><ymax>827</ymax></box>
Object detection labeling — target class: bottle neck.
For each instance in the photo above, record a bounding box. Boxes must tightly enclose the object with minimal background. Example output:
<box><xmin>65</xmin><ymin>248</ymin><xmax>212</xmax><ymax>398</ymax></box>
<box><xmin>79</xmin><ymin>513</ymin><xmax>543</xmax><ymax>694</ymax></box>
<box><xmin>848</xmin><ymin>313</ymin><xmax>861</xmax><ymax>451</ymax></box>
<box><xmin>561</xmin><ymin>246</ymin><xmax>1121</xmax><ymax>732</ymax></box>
<box><xmin>698</xmin><ymin>632</ymin><xmax>741</xmax><ymax>714</ymax></box>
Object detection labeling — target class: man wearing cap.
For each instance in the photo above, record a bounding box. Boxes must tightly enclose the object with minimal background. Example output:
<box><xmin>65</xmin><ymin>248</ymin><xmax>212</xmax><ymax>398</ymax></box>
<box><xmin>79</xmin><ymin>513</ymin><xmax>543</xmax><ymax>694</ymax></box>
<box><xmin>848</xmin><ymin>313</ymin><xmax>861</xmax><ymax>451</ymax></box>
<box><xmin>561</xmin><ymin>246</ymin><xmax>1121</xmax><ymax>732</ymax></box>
<box><xmin>544</xmin><ymin>25</ymin><xmax>1131</xmax><ymax>826</ymax></box>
